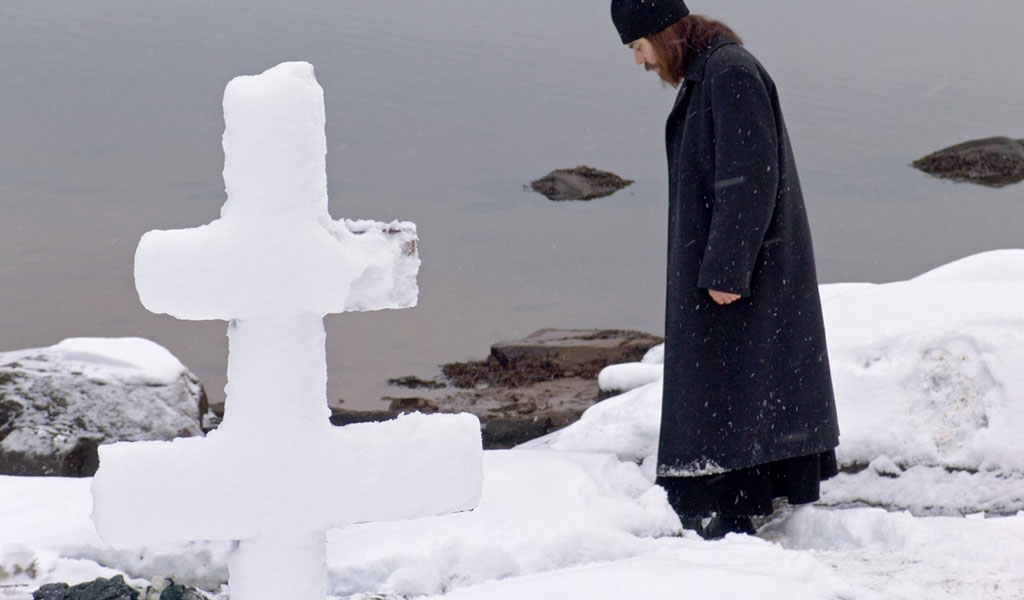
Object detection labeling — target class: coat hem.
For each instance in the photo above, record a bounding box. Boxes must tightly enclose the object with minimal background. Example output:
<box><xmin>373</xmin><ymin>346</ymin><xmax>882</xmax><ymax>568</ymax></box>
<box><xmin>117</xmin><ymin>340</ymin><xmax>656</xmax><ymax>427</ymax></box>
<box><xmin>657</xmin><ymin>439</ymin><xmax>839</xmax><ymax>478</ymax></box>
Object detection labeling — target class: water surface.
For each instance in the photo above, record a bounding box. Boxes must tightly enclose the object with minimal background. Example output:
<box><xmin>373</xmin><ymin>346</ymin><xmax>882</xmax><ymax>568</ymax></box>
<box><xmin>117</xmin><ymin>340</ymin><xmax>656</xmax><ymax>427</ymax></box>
<box><xmin>2</xmin><ymin>1</ymin><xmax>1021</xmax><ymax>409</ymax></box>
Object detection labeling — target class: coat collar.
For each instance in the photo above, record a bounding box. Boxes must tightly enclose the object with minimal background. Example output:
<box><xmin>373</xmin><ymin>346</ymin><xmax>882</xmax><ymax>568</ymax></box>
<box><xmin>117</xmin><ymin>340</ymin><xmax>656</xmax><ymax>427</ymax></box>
<box><xmin>668</xmin><ymin>38</ymin><xmax>739</xmax><ymax>119</ymax></box>
<box><xmin>683</xmin><ymin>37</ymin><xmax>738</xmax><ymax>83</ymax></box>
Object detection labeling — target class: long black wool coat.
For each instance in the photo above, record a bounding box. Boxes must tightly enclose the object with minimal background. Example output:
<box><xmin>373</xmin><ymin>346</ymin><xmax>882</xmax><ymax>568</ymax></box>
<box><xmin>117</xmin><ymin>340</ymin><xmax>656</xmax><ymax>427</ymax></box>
<box><xmin>657</xmin><ymin>39</ymin><xmax>840</xmax><ymax>478</ymax></box>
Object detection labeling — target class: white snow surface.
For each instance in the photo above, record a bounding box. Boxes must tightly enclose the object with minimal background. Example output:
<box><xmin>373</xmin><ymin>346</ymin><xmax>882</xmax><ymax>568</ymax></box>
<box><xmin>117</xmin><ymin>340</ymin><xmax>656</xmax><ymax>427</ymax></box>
<box><xmin>3</xmin><ymin>463</ymin><xmax>1023</xmax><ymax>600</ymax></box>
<box><xmin>2</xmin><ymin>337</ymin><xmax>187</xmax><ymax>386</ymax></box>
<box><xmin>4</xmin><ymin>250</ymin><xmax>1024</xmax><ymax>599</ymax></box>
<box><xmin>52</xmin><ymin>337</ymin><xmax>187</xmax><ymax>385</ymax></box>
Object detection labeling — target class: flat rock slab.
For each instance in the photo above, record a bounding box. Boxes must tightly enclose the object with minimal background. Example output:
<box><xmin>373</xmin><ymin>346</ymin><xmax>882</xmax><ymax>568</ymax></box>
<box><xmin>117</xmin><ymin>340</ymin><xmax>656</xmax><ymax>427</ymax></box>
<box><xmin>529</xmin><ymin>166</ymin><xmax>633</xmax><ymax>201</ymax></box>
<box><xmin>489</xmin><ymin>328</ymin><xmax>660</xmax><ymax>378</ymax></box>
<box><xmin>912</xmin><ymin>136</ymin><xmax>1024</xmax><ymax>187</ymax></box>
<box><xmin>333</xmin><ymin>329</ymin><xmax>662</xmax><ymax>448</ymax></box>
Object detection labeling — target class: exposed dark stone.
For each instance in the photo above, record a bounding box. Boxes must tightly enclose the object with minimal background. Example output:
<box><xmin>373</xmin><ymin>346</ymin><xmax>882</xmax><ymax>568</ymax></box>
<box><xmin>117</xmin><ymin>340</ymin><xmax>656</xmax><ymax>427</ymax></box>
<box><xmin>196</xmin><ymin>386</ymin><xmax>212</xmax><ymax>432</ymax></box>
<box><xmin>329</xmin><ymin>408</ymin><xmax>400</xmax><ymax>426</ymax></box>
<box><xmin>480</xmin><ymin>411</ymin><xmax>586</xmax><ymax>449</ymax></box>
<box><xmin>62</xmin><ymin>437</ymin><xmax>101</xmax><ymax>476</ymax></box>
<box><xmin>912</xmin><ymin>136</ymin><xmax>1024</xmax><ymax>187</ymax></box>
<box><xmin>33</xmin><ymin>583</ymin><xmax>70</xmax><ymax>600</ymax></box>
<box><xmin>159</xmin><ymin>580</ymin><xmax>206</xmax><ymax>600</ymax></box>
<box><xmin>481</xmin><ymin>417</ymin><xmax>555</xmax><ymax>449</ymax></box>
<box><xmin>33</xmin><ymin>575</ymin><xmax>139</xmax><ymax>600</ymax></box>
<box><xmin>387</xmin><ymin>397</ymin><xmax>440</xmax><ymax>413</ymax></box>
<box><xmin>529</xmin><ymin>166</ymin><xmax>634</xmax><ymax>201</ymax></box>
<box><xmin>0</xmin><ymin>398</ymin><xmax>25</xmax><ymax>439</ymax></box>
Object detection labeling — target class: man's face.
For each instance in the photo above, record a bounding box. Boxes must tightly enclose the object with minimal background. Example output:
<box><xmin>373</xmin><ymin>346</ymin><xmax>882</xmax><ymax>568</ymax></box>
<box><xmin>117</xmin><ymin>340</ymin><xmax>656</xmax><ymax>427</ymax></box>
<box><xmin>628</xmin><ymin>38</ymin><xmax>659</xmax><ymax>75</ymax></box>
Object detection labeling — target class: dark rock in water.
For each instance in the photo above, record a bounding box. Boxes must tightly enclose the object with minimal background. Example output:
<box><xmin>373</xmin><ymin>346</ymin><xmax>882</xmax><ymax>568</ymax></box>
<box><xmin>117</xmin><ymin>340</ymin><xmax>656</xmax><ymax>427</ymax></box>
<box><xmin>336</xmin><ymin>329</ymin><xmax>662</xmax><ymax>448</ymax></box>
<box><xmin>912</xmin><ymin>136</ymin><xmax>1024</xmax><ymax>187</ymax></box>
<box><xmin>529</xmin><ymin>166</ymin><xmax>634</xmax><ymax>201</ymax></box>
<box><xmin>33</xmin><ymin>575</ymin><xmax>139</xmax><ymax>600</ymax></box>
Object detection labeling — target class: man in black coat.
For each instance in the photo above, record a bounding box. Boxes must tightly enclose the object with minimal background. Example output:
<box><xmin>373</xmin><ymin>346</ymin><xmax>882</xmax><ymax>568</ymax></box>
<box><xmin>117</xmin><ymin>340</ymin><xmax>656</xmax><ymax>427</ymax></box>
<box><xmin>610</xmin><ymin>1</ymin><xmax>841</xmax><ymax>539</ymax></box>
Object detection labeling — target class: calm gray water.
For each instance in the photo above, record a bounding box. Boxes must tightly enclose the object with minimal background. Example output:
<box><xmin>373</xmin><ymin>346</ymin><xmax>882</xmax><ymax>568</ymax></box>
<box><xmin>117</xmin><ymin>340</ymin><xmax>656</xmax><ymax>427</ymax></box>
<box><xmin>2</xmin><ymin>1</ymin><xmax>1022</xmax><ymax>409</ymax></box>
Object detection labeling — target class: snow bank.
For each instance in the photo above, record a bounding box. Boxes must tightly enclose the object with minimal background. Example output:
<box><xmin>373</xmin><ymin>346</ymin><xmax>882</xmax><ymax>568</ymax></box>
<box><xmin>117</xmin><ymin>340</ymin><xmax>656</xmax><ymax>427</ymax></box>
<box><xmin>0</xmin><ymin>475</ymin><xmax>231</xmax><ymax>591</ymax></box>
<box><xmin>526</xmin><ymin>382</ymin><xmax>662</xmax><ymax>479</ymax></box>
<box><xmin>824</xmin><ymin>250</ymin><xmax>1024</xmax><ymax>473</ymax></box>
<box><xmin>767</xmin><ymin>506</ymin><xmax>1024</xmax><ymax>600</ymax></box>
<box><xmin>325</xmin><ymin>450</ymin><xmax>679</xmax><ymax>598</ymax></box>
<box><xmin>1</xmin><ymin>450</ymin><xmax>681</xmax><ymax>598</ymax></box>
<box><xmin>3</xmin><ymin>337</ymin><xmax>187</xmax><ymax>389</ymax></box>
<box><xmin>5</xmin><ymin>468</ymin><xmax>1023</xmax><ymax>600</ymax></box>
<box><xmin>423</xmin><ymin>551</ymin><xmax>858</xmax><ymax>600</ymax></box>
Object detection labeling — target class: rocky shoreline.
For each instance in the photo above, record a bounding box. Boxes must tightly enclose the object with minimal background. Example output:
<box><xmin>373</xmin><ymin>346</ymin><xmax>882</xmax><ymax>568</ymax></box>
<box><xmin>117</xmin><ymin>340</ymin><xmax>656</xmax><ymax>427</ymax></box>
<box><xmin>330</xmin><ymin>328</ymin><xmax>663</xmax><ymax>448</ymax></box>
<box><xmin>0</xmin><ymin>331</ymin><xmax>662</xmax><ymax>476</ymax></box>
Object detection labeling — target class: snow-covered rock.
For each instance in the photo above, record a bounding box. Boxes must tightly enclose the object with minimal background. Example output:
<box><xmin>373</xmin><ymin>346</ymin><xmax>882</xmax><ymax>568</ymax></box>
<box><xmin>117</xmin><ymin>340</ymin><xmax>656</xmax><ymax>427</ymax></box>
<box><xmin>0</xmin><ymin>337</ymin><xmax>206</xmax><ymax>476</ymax></box>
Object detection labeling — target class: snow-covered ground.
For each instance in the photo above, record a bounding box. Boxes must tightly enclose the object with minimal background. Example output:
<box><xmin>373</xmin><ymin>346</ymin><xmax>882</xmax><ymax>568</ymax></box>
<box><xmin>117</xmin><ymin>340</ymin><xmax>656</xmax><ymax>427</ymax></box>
<box><xmin>3</xmin><ymin>250</ymin><xmax>1024</xmax><ymax>599</ymax></box>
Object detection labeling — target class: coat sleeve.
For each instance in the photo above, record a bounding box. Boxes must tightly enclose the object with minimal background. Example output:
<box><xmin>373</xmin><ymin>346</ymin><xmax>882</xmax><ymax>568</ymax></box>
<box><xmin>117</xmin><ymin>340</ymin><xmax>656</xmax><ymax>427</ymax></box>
<box><xmin>696</xmin><ymin>65</ymin><xmax>780</xmax><ymax>297</ymax></box>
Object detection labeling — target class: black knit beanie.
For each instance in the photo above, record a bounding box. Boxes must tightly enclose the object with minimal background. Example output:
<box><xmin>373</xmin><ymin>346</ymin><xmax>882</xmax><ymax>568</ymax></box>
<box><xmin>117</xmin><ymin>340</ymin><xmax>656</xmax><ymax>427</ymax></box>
<box><xmin>611</xmin><ymin>0</ymin><xmax>690</xmax><ymax>44</ymax></box>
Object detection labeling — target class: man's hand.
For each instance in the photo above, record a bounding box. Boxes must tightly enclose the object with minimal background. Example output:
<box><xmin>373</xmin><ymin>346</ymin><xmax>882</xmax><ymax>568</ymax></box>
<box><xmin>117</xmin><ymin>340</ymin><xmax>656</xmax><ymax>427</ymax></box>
<box><xmin>709</xmin><ymin>289</ymin><xmax>741</xmax><ymax>305</ymax></box>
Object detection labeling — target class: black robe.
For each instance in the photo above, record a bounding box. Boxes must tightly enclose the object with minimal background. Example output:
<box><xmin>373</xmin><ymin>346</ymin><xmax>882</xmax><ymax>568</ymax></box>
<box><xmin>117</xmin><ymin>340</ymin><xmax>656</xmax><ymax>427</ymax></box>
<box><xmin>658</xmin><ymin>39</ymin><xmax>840</xmax><ymax>479</ymax></box>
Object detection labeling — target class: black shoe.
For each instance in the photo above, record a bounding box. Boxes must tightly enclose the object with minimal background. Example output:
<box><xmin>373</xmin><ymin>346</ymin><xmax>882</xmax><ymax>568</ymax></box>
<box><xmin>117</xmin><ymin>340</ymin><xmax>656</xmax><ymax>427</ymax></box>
<box><xmin>700</xmin><ymin>516</ymin><xmax>756</xmax><ymax>540</ymax></box>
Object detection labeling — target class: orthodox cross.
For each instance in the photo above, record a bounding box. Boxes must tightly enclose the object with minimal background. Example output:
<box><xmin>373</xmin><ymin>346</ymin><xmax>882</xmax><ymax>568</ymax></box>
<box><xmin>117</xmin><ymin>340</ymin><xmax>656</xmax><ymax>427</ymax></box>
<box><xmin>91</xmin><ymin>62</ymin><xmax>482</xmax><ymax>600</ymax></box>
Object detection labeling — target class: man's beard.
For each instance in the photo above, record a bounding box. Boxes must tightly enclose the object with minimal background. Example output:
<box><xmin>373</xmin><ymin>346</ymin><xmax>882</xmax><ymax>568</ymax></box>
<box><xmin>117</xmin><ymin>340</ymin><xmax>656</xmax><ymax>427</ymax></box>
<box><xmin>645</xmin><ymin>61</ymin><xmax>677</xmax><ymax>87</ymax></box>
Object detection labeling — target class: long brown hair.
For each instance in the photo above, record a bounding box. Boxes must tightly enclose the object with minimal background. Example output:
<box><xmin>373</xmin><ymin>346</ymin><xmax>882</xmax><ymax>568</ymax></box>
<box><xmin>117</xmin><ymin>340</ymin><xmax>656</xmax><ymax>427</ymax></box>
<box><xmin>648</xmin><ymin>15</ymin><xmax>743</xmax><ymax>86</ymax></box>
